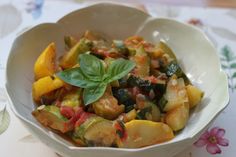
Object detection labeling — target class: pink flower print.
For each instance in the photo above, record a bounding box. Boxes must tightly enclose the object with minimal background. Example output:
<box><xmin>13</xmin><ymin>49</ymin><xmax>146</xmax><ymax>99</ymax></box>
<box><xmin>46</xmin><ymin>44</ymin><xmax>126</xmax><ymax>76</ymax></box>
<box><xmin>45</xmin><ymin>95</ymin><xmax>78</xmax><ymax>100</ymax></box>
<box><xmin>194</xmin><ymin>127</ymin><xmax>229</xmax><ymax>154</ymax></box>
<box><xmin>187</xmin><ymin>18</ymin><xmax>203</xmax><ymax>26</ymax></box>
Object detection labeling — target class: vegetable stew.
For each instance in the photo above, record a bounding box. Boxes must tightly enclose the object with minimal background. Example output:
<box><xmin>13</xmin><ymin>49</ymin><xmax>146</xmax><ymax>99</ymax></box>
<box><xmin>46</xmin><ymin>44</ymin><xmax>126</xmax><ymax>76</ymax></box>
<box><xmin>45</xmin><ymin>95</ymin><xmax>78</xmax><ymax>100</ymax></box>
<box><xmin>32</xmin><ymin>31</ymin><xmax>204</xmax><ymax>148</ymax></box>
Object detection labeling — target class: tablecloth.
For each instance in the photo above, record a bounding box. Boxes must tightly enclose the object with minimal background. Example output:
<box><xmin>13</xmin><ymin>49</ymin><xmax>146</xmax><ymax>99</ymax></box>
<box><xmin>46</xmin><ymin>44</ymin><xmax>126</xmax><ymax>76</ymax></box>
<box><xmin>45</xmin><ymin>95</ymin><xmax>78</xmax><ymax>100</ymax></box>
<box><xmin>0</xmin><ymin>0</ymin><xmax>235</xmax><ymax>156</ymax></box>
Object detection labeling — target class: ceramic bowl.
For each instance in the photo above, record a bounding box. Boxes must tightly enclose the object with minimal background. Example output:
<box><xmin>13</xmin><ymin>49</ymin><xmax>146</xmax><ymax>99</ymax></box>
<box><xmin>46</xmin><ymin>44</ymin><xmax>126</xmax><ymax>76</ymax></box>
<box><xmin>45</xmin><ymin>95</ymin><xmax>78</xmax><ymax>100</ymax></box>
<box><xmin>5</xmin><ymin>3</ymin><xmax>229</xmax><ymax>157</ymax></box>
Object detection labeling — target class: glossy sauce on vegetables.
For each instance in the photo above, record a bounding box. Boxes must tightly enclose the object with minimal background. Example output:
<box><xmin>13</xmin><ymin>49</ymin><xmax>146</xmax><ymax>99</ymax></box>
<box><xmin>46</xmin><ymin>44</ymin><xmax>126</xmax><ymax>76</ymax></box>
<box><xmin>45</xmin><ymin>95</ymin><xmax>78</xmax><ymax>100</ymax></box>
<box><xmin>32</xmin><ymin>31</ymin><xmax>204</xmax><ymax>148</ymax></box>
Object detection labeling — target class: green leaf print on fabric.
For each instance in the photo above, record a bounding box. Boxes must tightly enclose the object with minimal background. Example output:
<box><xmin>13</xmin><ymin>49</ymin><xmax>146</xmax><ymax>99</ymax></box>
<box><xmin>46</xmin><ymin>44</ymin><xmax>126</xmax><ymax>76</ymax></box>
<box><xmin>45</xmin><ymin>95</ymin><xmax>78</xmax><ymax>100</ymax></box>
<box><xmin>220</xmin><ymin>45</ymin><xmax>236</xmax><ymax>92</ymax></box>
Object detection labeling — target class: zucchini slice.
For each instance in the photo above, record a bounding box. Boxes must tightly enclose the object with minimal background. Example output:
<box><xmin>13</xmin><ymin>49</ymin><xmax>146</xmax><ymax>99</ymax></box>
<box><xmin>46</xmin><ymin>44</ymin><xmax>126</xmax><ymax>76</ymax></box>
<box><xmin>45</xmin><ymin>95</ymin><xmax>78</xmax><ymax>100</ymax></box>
<box><xmin>113</xmin><ymin>40</ymin><xmax>129</xmax><ymax>56</ymax></box>
<box><xmin>112</xmin><ymin>88</ymin><xmax>135</xmax><ymax>113</ymax></box>
<box><xmin>84</xmin><ymin>120</ymin><xmax>116</xmax><ymax>146</ymax></box>
<box><xmin>32</xmin><ymin>105</ymin><xmax>72</xmax><ymax>133</ymax></box>
<box><xmin>136</xmin><ymin>101</ymin><xmax>161</xmax><ymax>122</ymax></box>
<box><xmin>127</xmin><ymin>75</ymin><xmax>166</xmax><ymax>94</ymax></box>
<box><xmin>74</xmin><ymin>116</ymin><xmax>104</xmax><ymax>140</ymax></box>
<box><xmin>61</xmin><ymin>88</ymin><xmax>82</xmax><ymax>108</ymax></box>
<box><xmin>64</xmin><ymin>36</ymin><xmax>77</xmax><ymax>49</ymax></box>
<box><xmin>73</xmin><ymin>116</ymin><xmax>116</xmax><ymax>147</ymax></box>
<box><xmin>59</xmin><ymin>38</ymin><xmax>93</xmax><ymax>69</ymax></box>
<box><xmin>165</xmin><ymin>61</ymin><xmax>191</xmax><ymax>85</ymax></box>
<box><xmin>158</xmin><ymin>41</ymin><xmax>177</xmax><ymax>60</ymax></box>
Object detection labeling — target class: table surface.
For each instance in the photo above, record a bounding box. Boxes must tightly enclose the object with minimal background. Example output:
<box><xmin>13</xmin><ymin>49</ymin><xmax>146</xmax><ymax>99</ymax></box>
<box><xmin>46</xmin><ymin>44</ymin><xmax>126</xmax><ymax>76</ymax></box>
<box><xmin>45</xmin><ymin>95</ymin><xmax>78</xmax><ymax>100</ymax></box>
<box><xmin>0</xmin><ymin>0</ymin><xmax>236</xmax><ymax>157</ymax></box>
<box><xmin>88</xmin><ymin>0</ymin><xmax>236</xmax><ymax>8</ymax></box>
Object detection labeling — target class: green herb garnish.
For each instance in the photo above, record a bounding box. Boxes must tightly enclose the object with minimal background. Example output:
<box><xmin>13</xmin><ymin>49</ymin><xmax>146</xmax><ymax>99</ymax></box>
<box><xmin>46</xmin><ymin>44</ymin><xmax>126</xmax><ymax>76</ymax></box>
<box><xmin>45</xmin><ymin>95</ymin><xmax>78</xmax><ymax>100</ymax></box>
<box><xmin>57</xmin><ymin>54</ymin><xmax>135</xmax><ymax>105</ymax></box>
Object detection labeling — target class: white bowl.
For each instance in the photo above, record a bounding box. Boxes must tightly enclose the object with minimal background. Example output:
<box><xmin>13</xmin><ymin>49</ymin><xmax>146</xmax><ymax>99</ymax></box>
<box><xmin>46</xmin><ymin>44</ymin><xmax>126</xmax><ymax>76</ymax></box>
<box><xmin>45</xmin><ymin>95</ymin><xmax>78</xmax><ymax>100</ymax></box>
<box><xmin>5</xmin><ymin>3</ymin><xmax>229</xmax><ymax>157</ymax></box>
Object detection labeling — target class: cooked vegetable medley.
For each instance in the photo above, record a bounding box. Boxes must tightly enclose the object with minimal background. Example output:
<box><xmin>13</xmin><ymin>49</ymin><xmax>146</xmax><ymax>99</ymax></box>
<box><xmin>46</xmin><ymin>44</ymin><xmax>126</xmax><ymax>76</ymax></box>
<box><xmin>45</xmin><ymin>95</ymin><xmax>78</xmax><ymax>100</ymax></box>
<box><xmin>32</xmin><ymin>31</ymin><xmax>204</xmax><ymax>148</ymax></box>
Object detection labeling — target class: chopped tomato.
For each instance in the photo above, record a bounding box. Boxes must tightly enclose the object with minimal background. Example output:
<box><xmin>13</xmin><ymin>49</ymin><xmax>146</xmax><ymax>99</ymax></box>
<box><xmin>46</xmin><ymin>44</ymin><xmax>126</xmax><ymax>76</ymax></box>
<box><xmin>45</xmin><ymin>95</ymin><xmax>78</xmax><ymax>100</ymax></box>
<box><xmin>75</xmin><ymin>112</ymin><xmax>93</xmax><ymax>127</ymax></box>
<box><xmin>144</xmin><ymin>75</ymin><xmax>159</xmax><ymax>84</ymax></box>
<box><xmin>114</xmin><ymin>120</ymin><xmax>127</xmax><ymax>141</ymax></box>
<box><xmin>125</xmin><ymin>36</ymin><xmax>144</xmax><ymax>48</ymax></box>
<box><xmin>60</xmin><ymin>106</ymin><xmax>75</xmax><ymax>119</ymax></box>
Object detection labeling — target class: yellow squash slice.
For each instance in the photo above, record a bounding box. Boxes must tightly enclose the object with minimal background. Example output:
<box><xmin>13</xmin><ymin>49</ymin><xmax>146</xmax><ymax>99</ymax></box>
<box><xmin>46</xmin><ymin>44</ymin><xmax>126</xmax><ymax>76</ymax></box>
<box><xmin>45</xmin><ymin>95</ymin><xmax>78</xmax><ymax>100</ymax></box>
<box><xmin>34</xmin><ymin>42</ymin><xmax>56</xmax><ymax>80</ymax></box>
<box><xmin>119</xmin><ymin>120</ymin><xmax>174</xmax><ymax>148</ymax></box>
<box><xmin>186</xmin><ymin>85</ymin><xmax>204</xmax><ymax>108</ymax></box>
<box><xmin>32</xmin><ymin>76</ymin><xmax>64</xmax><ymax>101</ymax></box>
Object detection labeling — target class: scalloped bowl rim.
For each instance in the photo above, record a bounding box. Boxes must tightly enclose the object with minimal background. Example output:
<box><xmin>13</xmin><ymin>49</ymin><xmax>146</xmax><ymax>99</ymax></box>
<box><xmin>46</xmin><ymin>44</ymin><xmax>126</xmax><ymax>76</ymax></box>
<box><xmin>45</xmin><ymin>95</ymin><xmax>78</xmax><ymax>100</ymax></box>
<box><xmin>5</xmin><ymin>2</ymin><xmax>229</xmax><ymax>153</ymax></box>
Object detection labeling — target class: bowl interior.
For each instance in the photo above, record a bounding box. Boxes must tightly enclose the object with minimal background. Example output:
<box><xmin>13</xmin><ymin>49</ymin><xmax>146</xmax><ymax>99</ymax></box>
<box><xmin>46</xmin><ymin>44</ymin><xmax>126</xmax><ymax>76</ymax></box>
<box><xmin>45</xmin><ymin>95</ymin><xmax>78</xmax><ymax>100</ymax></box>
<box><xmin>5</xmin><ymin>3</ymin><xmax>229</xmax><ymax>151</ymax></box>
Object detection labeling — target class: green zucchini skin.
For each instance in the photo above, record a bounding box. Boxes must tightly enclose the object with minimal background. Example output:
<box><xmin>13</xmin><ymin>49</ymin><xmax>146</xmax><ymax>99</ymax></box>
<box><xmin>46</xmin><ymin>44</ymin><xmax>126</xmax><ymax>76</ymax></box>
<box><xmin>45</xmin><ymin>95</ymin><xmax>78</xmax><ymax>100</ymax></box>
<box><xmin>158</xmin><ymin>96</ymin><xmax>168</xmax><ymax>112</ymax></box>
<box><xmin>135</xmin><ymin>95</ymin><xmax>161</xmax><ymax>122</ymax></box>
<box><xmin>73</xmin><ymin>116</ymin><xmax>117</xmax><ymax>147</ymax></box>
<box><xmin>164</xmin><ymin>61</ymin><xmax>190</xmax><ymax>84</ymax></box>
<box><xmin>113</xmin><ymin>75</ymin><xmax>167</xmax><ymax>113</ymax></box>
<box><xmin>136</xmin><ymin>106</ymin><xmax>152</xmax><ymax>120</ymax></box>
<box><xmin>112</xmin><ymin>88</ymin><xmax>135</xmax><ymax>112</ymax></box>
<box><xmin>32</xmin><ymin>105</ymin><xmax>72</xmax><ymax>133</ymax></box>
<box><xmin>127</xmin><ymin>75</ymin><xmax>166</xmax><ymax>95</ymax></box>
<box><xmin>165</xmin><ymin>61</ymin><xmax>183</xmax><ymax>77</ymax></box>
<box><xmin>113</xmin><ymin>40</ymin><xmax>129</xmax><ymax>56</ymax></box>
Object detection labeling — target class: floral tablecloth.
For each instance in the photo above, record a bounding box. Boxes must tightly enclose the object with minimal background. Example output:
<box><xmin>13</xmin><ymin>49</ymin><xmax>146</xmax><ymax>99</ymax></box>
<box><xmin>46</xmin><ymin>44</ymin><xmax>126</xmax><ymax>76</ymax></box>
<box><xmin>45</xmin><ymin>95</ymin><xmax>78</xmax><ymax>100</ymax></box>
<box><xmin>0</xmin><ymin>0</ymin><xmax>235</xmax><ymax>157</ymax></box>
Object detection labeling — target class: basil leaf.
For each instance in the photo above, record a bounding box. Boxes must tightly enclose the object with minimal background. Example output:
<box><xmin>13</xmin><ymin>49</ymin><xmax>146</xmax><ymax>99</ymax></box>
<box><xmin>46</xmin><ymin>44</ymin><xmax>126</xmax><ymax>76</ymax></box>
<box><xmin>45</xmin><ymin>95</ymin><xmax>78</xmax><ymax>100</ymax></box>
<box><xmin>83</xmin><ymin>84</ymin><xmax>107</xmax><ymax>105</ymax></box>
<box><xmin>79</xmin><ymin>54</ymin><xmax>105</xmax><ymax>81</ymax></box>
<box><xmin>58</xmin><ymin>55</ymin><xmax>135</xmax><ymax>106</ymax></box>
<box><xmin>57</xmin><ymin>67</ymin><xmax>99</xmax><ymax>88</ymax></box>
<box><xmin>106</xmin><ymin>58</ymin><xmax>135</xmax><ymax>83</ymax></box>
